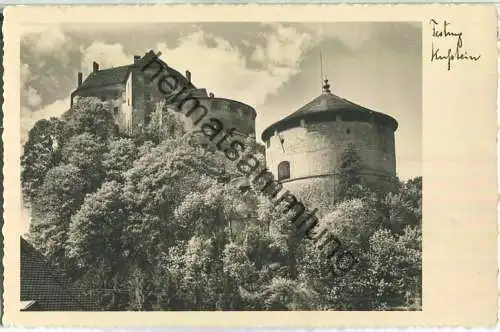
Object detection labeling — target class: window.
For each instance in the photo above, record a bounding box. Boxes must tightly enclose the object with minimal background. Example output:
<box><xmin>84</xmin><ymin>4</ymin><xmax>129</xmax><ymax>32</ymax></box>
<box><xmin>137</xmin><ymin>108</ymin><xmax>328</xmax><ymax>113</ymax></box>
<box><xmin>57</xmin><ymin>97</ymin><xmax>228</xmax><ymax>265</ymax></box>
<box><xmin>346</xmin><ymin>128</ymin><xmax>350</xmax><ymax>134</ymax></box>
<box><xmin>144</xmin><ymin>109</ymin><xmax>151</xmax><ymax>126</ymax></box>
<box><xmin>278</xmin><ymin>161</ymin><xmax>290</xmax><ymax>181</ymax></box>
<box><xmin>113</xmin><ymin>107</ymin><xmax>119</xmax><ymax>115</ymax></box>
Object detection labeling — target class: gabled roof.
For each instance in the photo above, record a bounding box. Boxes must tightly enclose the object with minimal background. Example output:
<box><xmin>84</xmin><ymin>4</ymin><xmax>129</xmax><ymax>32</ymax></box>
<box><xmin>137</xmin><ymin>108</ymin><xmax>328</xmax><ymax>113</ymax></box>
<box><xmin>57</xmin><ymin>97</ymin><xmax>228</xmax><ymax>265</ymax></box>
<box><xmin>261</xmin><ymin>80</ymin><xmax>398</xmax><ymax>141</ymax></box>
<box><xmin>79</xmin><ymin>65</ymin><xmax>131</xmax><ymax>89</ymax></box>
<box><xmin>74</xmin><ymin>50</ymin><xmax>196</xmax><ymax>94</ymax></box>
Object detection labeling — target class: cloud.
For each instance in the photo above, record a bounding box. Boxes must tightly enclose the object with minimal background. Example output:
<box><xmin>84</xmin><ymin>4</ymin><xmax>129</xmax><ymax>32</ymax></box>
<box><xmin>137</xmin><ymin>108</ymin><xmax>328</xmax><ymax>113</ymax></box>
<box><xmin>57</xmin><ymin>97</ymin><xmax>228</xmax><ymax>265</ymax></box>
<box><xmin>251</xmin><ymin>23</ymin><xmax>315</xmax><ymax>68</ymax></box>
<box><xmin>156</xmin><ymin>24</ymin><xmax>317</xmax><ymax>107</ymax></box>
<box><xmin>81</xmin><ymin>42</ymin><xmax>132</xmax><ymax>74</ymax></box>
<box><xmin>20</xmin><ymin>26</ymin><xmax>137</xmax><ymax>140</ymax></box>
<box><xmin>34</xmin><ymin>27</ymin><xmax>68</xmax><ymax>54</ymax></box>
<box><xmin>21</xmin><ymin>24</ymin><xmax>78</xmax><ymax>115</ymax></box>
<box><xmin>26</xmin><ymin>86</ymin><xmax>42</xmax><ymax>108</ymax></box>
<box><xmin>21</xmin><ymin>63</ymin><xmax>43</xmax><ymax>109</ymax></box>
<box><xmin>21</xmin><ymin>63</ymin><xmax>32</xmax><ymax>84</ymax></box>
<box><xmin>19</xmin><ymin>23</ymin><xmax>319</xmax><ymax>139</ymax></box>
<box><xmin>21</xmin><ymin>98</ymin><xmax>70</xmax><ymax>144</ymax></box>
<box><xmin>22</xmin><ymin>25</ymin><xmax>72</xmax><ymax>67</ymax></box>
<box><xmin>292</xmin><ymin>22</ymin><xmax>396</xmax><ymax>51</ymax></box>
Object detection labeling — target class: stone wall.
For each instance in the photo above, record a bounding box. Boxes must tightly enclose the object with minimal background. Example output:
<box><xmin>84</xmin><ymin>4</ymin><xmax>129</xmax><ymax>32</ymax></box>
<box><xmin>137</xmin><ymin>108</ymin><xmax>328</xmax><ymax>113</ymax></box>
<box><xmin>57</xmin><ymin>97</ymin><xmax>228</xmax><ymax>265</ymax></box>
<box><xmin>207</xmin><ymin>98</ymin><xmax>256</xmax><ymax>137</ymax></box>
<box><xmin>265</xmin><ymin>117</ymin><xmax>396</xmax><ymax>210</ymax></box>
<box><xmin>266</xmin><ymin>118</ymin><xmax>396</xmax><ymax>180</ymax></box>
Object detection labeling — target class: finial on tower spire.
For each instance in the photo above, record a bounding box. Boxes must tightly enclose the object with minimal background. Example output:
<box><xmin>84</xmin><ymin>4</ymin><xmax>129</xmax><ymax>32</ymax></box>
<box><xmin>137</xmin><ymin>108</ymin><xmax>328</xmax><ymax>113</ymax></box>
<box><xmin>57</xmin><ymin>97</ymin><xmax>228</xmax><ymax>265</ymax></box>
<box><xmin>319</xmin><ymin>52</ymin><xmax>330</xmax><ymax>93</ymax></box>
<box><xmin>322</xmin><ymin>78</ymin><xmax>331</xmax><ymax>93</ymax></box>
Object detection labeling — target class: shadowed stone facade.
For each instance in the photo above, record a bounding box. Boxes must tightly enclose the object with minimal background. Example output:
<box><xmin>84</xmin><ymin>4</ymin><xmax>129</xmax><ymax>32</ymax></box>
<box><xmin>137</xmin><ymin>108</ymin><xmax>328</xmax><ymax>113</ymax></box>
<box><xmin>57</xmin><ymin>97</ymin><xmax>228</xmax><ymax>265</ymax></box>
<box><xmin>71</xmin><ymin>51</ymin><xmax>257</xmax><ymax>139</ymax></box>
<box><xmin>261</xmin><ymin>80</ymin><xmax>398</xmax><ymax>214</ymax></box>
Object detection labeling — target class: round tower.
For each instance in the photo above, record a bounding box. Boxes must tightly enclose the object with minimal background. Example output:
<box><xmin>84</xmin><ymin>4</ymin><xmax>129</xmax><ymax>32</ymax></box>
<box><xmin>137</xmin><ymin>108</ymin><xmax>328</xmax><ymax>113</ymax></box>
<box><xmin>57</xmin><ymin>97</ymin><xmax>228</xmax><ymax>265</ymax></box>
<box><xmin>174</xmin><ymin>90</ymin><xmax>258</xmax><ymax>142</ymax></box>
<box><xmin>261</xmin><ymin>79</ymin><xmax>398</xmax><ymax>214</ymax></box>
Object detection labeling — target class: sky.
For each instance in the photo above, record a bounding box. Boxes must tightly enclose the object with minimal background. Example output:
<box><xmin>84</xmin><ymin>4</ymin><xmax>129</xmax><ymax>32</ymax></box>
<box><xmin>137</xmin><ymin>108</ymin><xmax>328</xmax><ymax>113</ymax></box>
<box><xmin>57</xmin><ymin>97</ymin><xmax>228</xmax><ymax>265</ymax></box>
<box><xmin>20</xmin><ymin>22</ymin><xmax>422</xmax><ymax>180</ymax></box>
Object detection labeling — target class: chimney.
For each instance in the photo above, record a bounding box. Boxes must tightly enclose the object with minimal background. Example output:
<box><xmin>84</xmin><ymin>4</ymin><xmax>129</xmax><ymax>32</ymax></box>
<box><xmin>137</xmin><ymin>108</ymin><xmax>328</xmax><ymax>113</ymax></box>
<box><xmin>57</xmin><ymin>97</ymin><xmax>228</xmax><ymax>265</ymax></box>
<box><xmin>93</xmin><ymin>61</ymin><xmax>99</xmax><ymax>73</ymax></box>
<box><xmin>186</xmin><ymin>70</ymin><xmax>191</xmax><ymax>83</ymax></box>
<box><xmin>134</xmin><ymin>55</ymin><xmax>141</xmax><ymax>64</ymax></box>
<box><xmin>77</xmin><ymin>72</ymin><xmax>83</xmax><ymax>87</ymax></box>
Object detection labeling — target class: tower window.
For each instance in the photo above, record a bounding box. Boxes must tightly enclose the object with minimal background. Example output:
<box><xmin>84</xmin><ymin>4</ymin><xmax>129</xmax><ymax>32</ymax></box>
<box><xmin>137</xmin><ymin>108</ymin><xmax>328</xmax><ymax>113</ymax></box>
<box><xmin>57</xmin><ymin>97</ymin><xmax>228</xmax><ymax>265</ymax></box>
<box><xmin>145</xmin><ymin>109</ymin><xmax>151</xmax><ymax>126</ymax></box>
<box><xmin>278</xmin><ymin>161</ymin><xmax>290</xmax><ymax>181</ymax></box>
<box><xmin>346</xmin><ymin>128</ymin><xmax>351</xmax><ymax>134</ymax></box>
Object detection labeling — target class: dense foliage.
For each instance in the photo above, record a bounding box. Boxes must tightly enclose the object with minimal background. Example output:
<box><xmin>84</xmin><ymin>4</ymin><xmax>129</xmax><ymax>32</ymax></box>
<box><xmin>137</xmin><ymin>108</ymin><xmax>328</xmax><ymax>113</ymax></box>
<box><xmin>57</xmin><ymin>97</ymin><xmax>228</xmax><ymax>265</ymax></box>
<box><xmin>22</xmin><ymin>97</ymin><xmax>422</xmax><ymax>311</ymax></box>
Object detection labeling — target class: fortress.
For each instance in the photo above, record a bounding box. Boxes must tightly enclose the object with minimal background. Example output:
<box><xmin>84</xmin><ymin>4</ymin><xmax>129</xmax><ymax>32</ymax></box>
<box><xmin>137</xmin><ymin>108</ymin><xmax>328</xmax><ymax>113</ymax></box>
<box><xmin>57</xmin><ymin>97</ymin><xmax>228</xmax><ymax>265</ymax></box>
<box><xmin>71</xmin><ymin>51</ymin><xmax>398</xmax><ymax>210</ymax></box>
<box><xmin>71</xmin><ymin>51</ymin><xmax>257</xmax><ymax>140</ymax></box>
<box><xmin>262</xmin><ymin>79</ymin><xmax>398</xmax><ymax>211</ymax></box>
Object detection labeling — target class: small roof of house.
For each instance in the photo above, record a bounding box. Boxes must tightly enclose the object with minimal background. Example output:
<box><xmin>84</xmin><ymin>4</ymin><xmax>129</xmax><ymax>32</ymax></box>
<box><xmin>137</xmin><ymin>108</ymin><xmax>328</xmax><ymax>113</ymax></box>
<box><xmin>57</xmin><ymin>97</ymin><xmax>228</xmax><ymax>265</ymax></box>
<box><xmin>73</xmin><ymin>50</ymin><xmax>196</xmax><ymax>94</ymax></box>
<box><xmin>79</xmin><ymin>65</ymin><xmax>131</xmax><ymax>89</ymax></box>
<box><xmin>20</xmin><ymin>237</ymin><xmax>96</xmax><ymax>311</ymax></box>
<box><xmin>261</xmin><ymin>79</ymin><xmax>398</xmax><ymax>141</ymax></box>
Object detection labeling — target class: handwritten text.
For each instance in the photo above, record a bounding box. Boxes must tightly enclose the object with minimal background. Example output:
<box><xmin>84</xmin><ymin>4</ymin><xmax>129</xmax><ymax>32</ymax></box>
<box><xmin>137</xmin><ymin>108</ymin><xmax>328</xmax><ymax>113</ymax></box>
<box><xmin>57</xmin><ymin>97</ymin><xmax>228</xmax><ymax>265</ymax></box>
<box><xmin>429</xmin><ymin>19</ymin><xmax>481</xmax><ymax>71</ymax></box>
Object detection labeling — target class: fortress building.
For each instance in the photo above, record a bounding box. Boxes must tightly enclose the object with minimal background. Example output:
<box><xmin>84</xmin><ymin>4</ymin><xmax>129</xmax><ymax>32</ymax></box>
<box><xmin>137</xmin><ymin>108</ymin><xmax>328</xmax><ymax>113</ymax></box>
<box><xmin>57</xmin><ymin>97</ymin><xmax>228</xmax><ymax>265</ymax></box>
<box><xmin>71</xmin><ymin>51</ymin><xmax>257</xmax><ymax>140</ymax></box>
<box><xmin>71</xmin><ymin>53</ymin><xmax>398</xmax><ymax>213</ymax></box>
<box><xmin>261</xmin><ymin>79</ymin><xmax>398</xmax><ymax>213</ymax></box>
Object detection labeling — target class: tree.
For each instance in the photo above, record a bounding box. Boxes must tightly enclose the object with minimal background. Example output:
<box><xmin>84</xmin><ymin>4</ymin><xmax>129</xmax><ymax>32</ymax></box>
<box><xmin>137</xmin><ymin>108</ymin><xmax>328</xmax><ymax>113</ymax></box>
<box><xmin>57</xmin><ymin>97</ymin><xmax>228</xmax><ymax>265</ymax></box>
<box><xmin>365</xmin><ymin>226</ymin><xmax>422</xmax><ymax>309</ymax></box>
<box><xmin>297</xmin><ymin>198</ymin><xmax>381</xmax><ymax>309</ymax></box>
<box><xmin>21</xmin><ymin>118</ymin><xmax>68</xmax><ymax>202</ymax></box>
<box><xmin>22</xmin><ymin>88</ymin><xmax>422</xmax><ymax>311</ymax></box>
<box><xmin>296</xmin><ymin>177</ymin><xmax>422</xmax><ymax>310</ymax></box>
<box><xmin>142</xmin><ymin>102</ymin><xmax>186</xmax><ymax>144</ymax></box>
<box><xmin>102</xmin><ymin>138</ymin><xmax>138</xmax><ymax>182</ymax></box>
<box><xmin>28</xmin><ymin>164</ymin><xmax>86</xmax><ymax>269</ymax></box>
<box><xmin>61</xmin><ymin>133</ymin><xmax>107</xmax><ymax>192</ymax></box>
<box><xmin>66</xmin><ymin>180</ymin><xmax>129</xmax><ymax>309</ymax></box>
<box><xmin>63</xmin><ymin>97</ymin><xmax>118</xmax><ymax>140</ymax></box>
<box><xmin>335</xmin><ymin>143</ymin><xmax>366</xmax><ymax>203</ymax></box>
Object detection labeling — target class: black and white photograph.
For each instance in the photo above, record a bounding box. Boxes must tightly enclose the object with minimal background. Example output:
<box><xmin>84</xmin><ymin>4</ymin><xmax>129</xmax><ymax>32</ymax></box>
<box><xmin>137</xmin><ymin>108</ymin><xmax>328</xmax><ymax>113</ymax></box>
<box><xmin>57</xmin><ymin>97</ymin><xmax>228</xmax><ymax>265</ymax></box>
<box><xmin>18</xmin><ymin>20</ymin><xmax>423</xmax><ymax>312</ymax></box>
<box><xmin>2</xmin><ymin>4</ymin><xmax>497</xmax><ymax>327</ymax></box>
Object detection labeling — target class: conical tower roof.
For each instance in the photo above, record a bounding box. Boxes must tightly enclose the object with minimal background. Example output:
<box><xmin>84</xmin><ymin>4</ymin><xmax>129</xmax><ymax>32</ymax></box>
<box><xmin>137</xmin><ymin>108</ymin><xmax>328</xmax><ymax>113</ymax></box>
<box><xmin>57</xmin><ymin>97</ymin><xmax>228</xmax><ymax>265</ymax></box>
<box><xmin>261</xmin><ymin>79</ymin><xmax>398</xmax><ymax>141</ymax></box>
